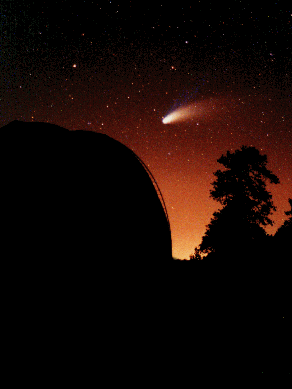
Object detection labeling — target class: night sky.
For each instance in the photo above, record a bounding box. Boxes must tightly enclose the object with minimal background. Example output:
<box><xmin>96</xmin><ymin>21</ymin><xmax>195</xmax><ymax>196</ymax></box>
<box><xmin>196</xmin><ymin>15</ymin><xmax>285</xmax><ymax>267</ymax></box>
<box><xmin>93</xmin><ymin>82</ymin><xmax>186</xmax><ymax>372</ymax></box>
<box><xmin>1</xmin><ymin>1</ymin><xmax>292</xmax><ymax>259</ymax></box>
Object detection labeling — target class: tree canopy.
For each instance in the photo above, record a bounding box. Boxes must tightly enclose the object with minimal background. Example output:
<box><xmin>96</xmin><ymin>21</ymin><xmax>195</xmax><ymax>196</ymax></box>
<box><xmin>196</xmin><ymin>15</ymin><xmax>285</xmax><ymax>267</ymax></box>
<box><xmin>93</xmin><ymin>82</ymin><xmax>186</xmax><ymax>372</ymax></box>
<box><xmin>195</xmin><ymin>146</ymin><xmax>280</xmax><ymax>261</ymax></box>
<box><xmin>274</xmin><ymin>198</ymin><xmax>292</xmax><ymax>249</ymax></box>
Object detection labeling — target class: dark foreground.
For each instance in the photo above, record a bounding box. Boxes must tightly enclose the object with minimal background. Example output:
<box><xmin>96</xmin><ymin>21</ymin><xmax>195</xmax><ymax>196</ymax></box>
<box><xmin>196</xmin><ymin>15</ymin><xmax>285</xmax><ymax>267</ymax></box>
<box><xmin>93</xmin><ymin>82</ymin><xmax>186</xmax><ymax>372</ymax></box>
<box><xmin>1</xmin><ymin>120</ymin><xmax>290</xmax><ymax>383</ymax></box>
<box><xmin>3</xmin><ymin>259</ymin><xmax>290</xmax><ymax>385</ymax></box>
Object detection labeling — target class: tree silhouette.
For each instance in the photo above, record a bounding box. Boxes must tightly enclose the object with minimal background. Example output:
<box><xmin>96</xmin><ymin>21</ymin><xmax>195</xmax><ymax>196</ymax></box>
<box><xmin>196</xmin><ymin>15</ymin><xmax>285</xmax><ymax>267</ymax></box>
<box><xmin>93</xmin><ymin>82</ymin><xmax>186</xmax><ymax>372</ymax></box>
<box><xmin>278</xmin><ymin>198</ymin><xmax>292</xmax><ymax>231</ymax></box>
<box><xmin>189</xmin><ymin>247</ymin><xmax>202</xmax><ymax>260</ymax></box>
<box><xmin>273</xmin><ymin>198</ymin><xmax>292</xmax><ymax>263</ymax></box>
<box><xmin>194</xmin><ymin>146</ymin><xmax>280</xmax><ymax>262</ymax></box>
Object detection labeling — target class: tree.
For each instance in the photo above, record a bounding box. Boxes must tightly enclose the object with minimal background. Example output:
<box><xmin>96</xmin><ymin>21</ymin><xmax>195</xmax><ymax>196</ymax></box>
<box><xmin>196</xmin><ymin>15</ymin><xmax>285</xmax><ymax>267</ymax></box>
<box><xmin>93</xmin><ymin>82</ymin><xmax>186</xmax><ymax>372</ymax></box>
<box><xmin>189</xmin><ymin>248</ymin><xmax>202</xmax><ymax>260</ymax></box>
<box><xmin>278</xmin><ymin>198</ymin><xmax>292</xmax><ymax>230</ymax></box>
<box><xmin>195</xmin><ymin>146</ymin><xmax>280</xmax><ymax>262</ymax></box>
<box><xmin>265</xmin><ymin>198</ymin><xmax>292</xmax><ymax>310</ymax></box>
<box><xmin>273</xmin><ymin>198</ymin><xmax>292</xmax><ymax>262</ymax></box>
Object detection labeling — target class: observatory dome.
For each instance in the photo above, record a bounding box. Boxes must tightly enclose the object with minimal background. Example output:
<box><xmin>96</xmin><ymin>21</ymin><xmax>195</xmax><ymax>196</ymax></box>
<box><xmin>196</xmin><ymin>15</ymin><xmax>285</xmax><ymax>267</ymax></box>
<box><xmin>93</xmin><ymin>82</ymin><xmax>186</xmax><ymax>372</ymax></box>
<box><xmin>0</xmin><ymin>120</ymin><xmax>172</xmax><ymax>263</ymax></box>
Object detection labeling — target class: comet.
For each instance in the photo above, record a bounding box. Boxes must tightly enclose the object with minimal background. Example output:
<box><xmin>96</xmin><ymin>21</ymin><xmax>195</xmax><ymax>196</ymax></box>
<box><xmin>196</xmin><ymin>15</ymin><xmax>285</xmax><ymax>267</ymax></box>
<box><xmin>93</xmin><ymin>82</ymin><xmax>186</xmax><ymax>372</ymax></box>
<box><xmin>162</xmin><ymin>103</ymin><xmax>204</xmax><ymax>124</ymax></box>
<box><xmin>162</xmin><ymin>98</ymin><xmax>217</xmax><ymax>124</ymax></box>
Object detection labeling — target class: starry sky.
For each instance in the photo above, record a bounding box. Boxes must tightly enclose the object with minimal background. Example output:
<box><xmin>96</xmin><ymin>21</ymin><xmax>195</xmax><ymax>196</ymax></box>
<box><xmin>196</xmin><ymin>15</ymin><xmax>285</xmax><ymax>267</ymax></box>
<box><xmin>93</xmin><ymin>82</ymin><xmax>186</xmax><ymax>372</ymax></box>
<box><xmin>1</xmin><ymin>1</ymin><xmax>292</xmax><ymax>259</ymax></box>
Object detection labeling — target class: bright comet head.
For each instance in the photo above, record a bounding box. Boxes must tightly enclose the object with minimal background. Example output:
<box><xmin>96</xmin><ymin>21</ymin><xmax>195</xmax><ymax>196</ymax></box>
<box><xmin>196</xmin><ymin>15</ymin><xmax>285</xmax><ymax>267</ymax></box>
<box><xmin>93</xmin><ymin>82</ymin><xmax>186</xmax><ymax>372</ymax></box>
<box><xmin>162</xmin><ymin>115</ymin><xmax>173</xmax><ymax>124</ymax></box>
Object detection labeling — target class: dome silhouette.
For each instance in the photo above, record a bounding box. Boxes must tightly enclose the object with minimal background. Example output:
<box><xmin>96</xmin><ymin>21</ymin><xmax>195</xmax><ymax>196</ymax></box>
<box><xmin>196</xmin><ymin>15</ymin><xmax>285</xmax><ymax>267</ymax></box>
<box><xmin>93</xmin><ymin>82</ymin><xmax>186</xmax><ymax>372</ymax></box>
<box><xmin>0</xmin><ymin>120</ymin><xmax>172</xmax><ymax>262</ymax></box>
